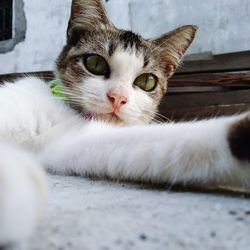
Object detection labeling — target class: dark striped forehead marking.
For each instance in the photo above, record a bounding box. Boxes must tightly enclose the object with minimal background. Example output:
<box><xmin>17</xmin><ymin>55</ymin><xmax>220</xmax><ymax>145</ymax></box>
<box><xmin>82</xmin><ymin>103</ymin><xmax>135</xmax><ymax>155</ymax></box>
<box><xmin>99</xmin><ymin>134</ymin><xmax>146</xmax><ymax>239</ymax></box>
<box><xmin>119</xmin><ymin>31</ymin><xmax>143</xmax><ymax>50</ymax></box>
<box><xmin>108</xmin><ymin>41</ymin><xmax>116</xmax><ymax>56</ymax></box>
<box><xmin>143</xmin><ymin>54</ymin><xmax>150</xmax><ymax>68</ymax></box>
<box><xmin>116</xmin><ymin>31</ymin><xmax>150</xmax><ymax>68</ymax></box>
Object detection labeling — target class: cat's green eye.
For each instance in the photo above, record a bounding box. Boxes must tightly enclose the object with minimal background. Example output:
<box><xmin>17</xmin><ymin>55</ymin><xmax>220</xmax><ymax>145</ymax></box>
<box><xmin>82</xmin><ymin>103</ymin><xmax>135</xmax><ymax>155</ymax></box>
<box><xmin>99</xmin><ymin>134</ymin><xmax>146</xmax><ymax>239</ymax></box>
<box><xmin>134</xmin><ymin>73</ymin><xmax>157</xmax><ymax>92</ymax></box>
<box><xmin>84</xmin><ymin>54</ymin><xmax>110</xmax><ymax>76</ymax></box>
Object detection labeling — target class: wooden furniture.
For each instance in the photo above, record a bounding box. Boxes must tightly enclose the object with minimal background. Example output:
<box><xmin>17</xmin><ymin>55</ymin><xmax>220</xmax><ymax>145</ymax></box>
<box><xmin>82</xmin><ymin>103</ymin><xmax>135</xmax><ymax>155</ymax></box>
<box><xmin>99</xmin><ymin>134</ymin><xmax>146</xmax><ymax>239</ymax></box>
<box><xmin>1</xmin><ymin>51</ymin><xmax>250</xmax><ymax>121</ymax></box>
<box><xmin>161</xmin><ymin>51</ymin><xmax>250</xmax><ymax>121</ymax></box>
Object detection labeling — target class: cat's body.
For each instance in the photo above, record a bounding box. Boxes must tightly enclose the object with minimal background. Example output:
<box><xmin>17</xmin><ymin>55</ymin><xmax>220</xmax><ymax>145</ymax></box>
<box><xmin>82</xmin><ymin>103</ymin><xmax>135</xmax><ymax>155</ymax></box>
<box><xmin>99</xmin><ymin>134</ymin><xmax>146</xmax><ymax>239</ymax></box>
<box><xmin>1</xmin><ymin>0</ymin><xmax>250</xmax><ymax>247</ymax></box>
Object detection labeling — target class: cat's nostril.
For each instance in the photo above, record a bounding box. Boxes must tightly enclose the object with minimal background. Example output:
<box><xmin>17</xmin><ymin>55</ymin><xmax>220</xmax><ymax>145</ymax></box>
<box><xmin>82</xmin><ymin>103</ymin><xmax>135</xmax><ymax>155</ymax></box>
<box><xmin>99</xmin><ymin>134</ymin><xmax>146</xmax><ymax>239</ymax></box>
<box><xmin>108</xmin><ymin>95</ymin><xmax>116</xmax><ymax>103</ymax></box>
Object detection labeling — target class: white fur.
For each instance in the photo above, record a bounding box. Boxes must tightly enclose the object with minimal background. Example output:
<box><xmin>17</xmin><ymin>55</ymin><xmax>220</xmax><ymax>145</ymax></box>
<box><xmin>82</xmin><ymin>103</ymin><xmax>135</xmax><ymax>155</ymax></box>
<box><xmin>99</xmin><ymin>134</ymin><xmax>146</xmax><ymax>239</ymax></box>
<box><xmin>40</xmin><ymin>115</ymin><xmax>250</xmax><ymax>187</ymax></box>
<box><xmin>0</xmin><ymin>143</ymin><xmax>47</xmax><ymax>246</ymax></box>
<box><xmin>0</xmin><ymin>74</ymin><xmax>249</xmax><ymax>244</ymax></box>
<box><xmin>0</xmin><ymin>77</ymin><xmax>77</xmax><ymax>150</ymax></box>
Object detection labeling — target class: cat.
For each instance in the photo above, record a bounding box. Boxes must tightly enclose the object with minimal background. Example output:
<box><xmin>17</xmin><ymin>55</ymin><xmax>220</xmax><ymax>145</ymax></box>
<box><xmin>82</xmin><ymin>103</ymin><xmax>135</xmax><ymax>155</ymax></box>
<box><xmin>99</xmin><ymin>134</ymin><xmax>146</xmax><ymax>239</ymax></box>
<box><xmin>1</xmin><ymin>0</ymin><xmax>250</xmax><ymax>247</ymax></box>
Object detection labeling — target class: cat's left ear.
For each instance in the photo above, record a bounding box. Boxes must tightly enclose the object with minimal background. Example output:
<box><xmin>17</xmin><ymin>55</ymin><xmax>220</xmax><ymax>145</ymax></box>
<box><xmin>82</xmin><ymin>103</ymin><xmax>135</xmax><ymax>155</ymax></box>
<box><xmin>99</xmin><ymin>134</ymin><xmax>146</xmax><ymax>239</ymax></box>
<box><xmin>67</xmin><ymin>0</ymin><xmax>113</xmax><ymax>44</ymax></box>
<box><xmin>151</xmin><ymin>25</ymin><xmax>197</xmax><ymax>77</ymax></box>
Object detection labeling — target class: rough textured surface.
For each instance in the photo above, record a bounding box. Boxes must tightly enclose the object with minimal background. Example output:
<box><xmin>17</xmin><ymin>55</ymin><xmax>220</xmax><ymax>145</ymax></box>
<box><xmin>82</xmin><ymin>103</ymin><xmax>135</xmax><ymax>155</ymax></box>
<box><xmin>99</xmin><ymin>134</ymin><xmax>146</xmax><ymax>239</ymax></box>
<box><xmin>19</xmin><ymin>175</ymin><xmax>250</xmax><ymax>250</ymax></box>
<box><xmin>1</xmin><ymin>0</ymin><xmax>250</xmax><ymax>74</ymax></box>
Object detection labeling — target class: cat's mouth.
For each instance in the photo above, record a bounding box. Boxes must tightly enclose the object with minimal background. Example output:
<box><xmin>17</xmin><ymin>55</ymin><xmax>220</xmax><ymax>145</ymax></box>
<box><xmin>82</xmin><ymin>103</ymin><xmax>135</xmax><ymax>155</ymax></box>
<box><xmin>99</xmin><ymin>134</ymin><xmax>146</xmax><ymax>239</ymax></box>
<box><xmin>98</xmin><ymin>112</ymin><xmax>123</xmax><ymax>124</ymax></box>
<box><xmin>84</xmin><ymin>112</ymin><xmax>123</xmax><ymax>124</ymax></box>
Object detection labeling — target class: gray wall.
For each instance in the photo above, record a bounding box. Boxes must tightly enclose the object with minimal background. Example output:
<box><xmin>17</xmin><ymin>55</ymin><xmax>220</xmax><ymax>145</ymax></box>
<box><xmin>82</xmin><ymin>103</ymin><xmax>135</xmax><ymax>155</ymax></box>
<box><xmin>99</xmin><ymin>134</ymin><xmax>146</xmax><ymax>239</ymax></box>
<box><xmin>0</xmin><ymin>0</ymin><xmax>250</xmax><ymax>74</ymax></box>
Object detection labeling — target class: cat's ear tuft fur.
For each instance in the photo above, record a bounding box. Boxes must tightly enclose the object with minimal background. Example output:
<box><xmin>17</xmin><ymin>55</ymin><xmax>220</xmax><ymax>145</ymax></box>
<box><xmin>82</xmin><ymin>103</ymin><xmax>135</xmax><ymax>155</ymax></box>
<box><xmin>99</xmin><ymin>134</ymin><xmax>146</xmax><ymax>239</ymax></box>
<box><xmin>67</xmin><ymin>0</ymin><xmax>113</xmax><ymax>44</ymax></box>
<box><xmin>152</xmin><ymin>25</ymin><xmax>197</xmax><ymax>76</ymax></box>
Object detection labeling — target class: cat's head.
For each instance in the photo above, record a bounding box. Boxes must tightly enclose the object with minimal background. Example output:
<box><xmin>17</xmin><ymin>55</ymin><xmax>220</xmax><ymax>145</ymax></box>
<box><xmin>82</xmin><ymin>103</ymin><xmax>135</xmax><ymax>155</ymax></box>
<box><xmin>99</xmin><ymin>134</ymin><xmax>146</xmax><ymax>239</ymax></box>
<box><xmin>56</xmin><ymin>0</ymin><xmax>197</xmax><ymax>125</ymax></box>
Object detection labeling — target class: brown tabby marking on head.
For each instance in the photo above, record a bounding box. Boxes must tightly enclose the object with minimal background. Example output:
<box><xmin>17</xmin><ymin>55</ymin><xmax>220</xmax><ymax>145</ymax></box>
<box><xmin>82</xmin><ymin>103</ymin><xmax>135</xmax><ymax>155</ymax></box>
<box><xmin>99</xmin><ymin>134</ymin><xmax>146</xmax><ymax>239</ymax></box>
<box><xmin>228</xmin><ymin>115</ymin><xmax>250</xmax><ymax>162</ymax></box>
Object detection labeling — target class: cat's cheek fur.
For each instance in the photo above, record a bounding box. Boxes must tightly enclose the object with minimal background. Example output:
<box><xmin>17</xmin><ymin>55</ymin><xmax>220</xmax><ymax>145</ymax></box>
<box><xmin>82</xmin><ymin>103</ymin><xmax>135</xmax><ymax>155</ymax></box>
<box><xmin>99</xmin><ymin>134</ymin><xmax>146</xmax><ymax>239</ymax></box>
<box><xmin>80</xmin><ymin>77</ymin><xmax>111</xmax><ymax>113</ymax></box>
<box><xmin>0</xmin><ymin>144</ymin><xmax>47</xmax><ymax>246</ymax></box>
<box><xmin>128</xmin><ymin>90</ymin><xmax>157</xmax><ymax>124</ymax></box>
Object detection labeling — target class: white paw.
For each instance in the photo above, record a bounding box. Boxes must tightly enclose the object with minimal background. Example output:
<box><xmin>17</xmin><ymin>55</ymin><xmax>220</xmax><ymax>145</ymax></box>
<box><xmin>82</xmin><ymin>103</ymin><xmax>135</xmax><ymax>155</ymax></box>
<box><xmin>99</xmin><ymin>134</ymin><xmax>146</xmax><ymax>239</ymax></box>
<box><xmin>0</xmin><ymin>145</ymin><xmax>47</xmax><ymax>247</ymax></box>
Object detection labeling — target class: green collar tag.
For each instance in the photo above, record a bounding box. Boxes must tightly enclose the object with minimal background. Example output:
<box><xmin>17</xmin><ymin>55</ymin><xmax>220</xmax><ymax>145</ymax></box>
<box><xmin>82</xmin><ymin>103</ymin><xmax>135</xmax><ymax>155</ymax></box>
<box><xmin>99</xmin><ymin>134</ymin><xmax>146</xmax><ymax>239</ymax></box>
<box><xmin>49</xmin><ymin>80</ymin><xmax>66</xmax><ymax>98</ymax></box>
<box><xmin>49</xmin><ymin>80</ymin><xmax>93</xmax><ymax>120</ymax></box>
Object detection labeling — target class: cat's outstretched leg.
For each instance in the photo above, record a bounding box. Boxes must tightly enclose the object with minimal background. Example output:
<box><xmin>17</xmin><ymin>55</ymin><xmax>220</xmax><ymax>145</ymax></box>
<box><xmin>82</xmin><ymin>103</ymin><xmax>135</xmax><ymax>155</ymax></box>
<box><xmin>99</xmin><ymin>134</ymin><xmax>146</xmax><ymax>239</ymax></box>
<box><xmin>40</xmin><ymin>112</ymin><xmax>250</xmax><ymax>188</ymax></box>
<box><xmin>0</xmin><ymin>144</ymin><xmax>47</xmax><ymax>248</ymax></box>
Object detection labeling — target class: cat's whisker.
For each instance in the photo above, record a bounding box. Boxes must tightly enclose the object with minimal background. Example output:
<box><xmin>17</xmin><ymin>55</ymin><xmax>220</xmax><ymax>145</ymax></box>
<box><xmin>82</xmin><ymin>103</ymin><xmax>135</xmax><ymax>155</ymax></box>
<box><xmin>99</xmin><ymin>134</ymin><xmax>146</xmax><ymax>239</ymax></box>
<box><xmin>54</xmin><ymin>95</ymin><xmax>83</xmax><ymax>103</ymax></box>
<box><xmin>154</xmin><ymin>112</ymin><xmax>172</xmax><ymax>122</ymax></box>
<box><xmin>121</xmin><ymin>107</ymin><xmax>163</xmax><ymax>124</ymax></box>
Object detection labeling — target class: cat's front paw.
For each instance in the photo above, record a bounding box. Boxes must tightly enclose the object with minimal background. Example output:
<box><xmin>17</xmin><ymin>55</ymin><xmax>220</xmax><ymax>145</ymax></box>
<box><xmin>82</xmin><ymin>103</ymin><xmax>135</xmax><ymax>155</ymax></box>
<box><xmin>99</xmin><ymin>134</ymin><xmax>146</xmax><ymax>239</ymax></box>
<box><xmin>228</xmin><ymin>113</ymin><xmax>250</xmax><ymax>162</ymax></box>
<box><xmin>0</xmin><ymin>145</ymin><xmax>47</xmax><ymax>247</ymax></box>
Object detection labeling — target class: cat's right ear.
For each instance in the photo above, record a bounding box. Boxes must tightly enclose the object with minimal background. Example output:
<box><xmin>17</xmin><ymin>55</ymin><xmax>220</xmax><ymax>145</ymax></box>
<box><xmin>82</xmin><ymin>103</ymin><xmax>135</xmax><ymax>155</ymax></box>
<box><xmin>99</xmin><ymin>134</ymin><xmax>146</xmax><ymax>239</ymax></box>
<box><xmin>67</xmin><ymin>0</ymin><xmax>113</xmax><ymax>45</ymax></box>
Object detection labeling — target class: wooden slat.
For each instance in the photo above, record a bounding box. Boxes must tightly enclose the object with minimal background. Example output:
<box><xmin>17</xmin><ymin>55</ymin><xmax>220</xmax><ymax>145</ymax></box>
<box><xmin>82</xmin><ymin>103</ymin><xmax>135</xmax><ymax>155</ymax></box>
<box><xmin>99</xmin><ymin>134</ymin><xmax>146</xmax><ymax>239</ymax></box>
<box><xmin>159</xmin><ymin>90</ymin><xmax>250</xmax><ymax>121</ymax></box>
<box><xmin>168</xmin><ymin>70</ymin><xmax>250</xmax><ymax>88</ymax></box>
<box><xmin>159</xmin><ymin>104</ymin><xmax>250</xmax><ymax>121</ymax></box>
<box><xmin>161</xmin><ymin>89</ymin><xmax>250</xmax><ymax>108</ymax></box>
<box><xmin>178</xmin><ymin>51</ymin><xmax>250</xmax><ymax>73</ymax></box>
<box><xmin>167</xmin><ymin>86</ymin><xmax>224</xmax><ymax>93</ymax></box>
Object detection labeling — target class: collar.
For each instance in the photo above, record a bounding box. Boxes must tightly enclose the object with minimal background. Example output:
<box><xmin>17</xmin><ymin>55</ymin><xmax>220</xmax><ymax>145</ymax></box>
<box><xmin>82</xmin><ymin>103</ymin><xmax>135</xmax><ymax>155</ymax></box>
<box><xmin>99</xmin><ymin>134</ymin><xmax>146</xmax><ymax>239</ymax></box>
<box><xmin>49</xmin><ymin>79</ymin><xmax>93</xmax><ymax>121</ymax></box>
<box><xmin>49</xmin><ymin>79</ymin><xmax>66</xmax><ymax>98</ymax></box>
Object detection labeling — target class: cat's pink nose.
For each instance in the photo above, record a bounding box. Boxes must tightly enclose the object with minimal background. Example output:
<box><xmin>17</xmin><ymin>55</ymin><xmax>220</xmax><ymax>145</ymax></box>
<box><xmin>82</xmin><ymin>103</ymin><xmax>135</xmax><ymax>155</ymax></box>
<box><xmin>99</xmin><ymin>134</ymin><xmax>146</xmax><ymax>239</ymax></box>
<box><xmin>107</xmin><ymin>91</ymin><xmax>128</xmax><ymax>110</ymax></box>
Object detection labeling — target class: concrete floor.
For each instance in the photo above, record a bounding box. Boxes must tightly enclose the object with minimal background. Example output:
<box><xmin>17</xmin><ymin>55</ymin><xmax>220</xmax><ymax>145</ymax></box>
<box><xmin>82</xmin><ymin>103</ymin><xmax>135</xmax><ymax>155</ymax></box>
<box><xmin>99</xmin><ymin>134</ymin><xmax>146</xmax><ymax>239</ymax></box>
<box><xmin>22</xmin><ymin>175</ymin><xmax>250</xmax><ymax>250</ymax></box>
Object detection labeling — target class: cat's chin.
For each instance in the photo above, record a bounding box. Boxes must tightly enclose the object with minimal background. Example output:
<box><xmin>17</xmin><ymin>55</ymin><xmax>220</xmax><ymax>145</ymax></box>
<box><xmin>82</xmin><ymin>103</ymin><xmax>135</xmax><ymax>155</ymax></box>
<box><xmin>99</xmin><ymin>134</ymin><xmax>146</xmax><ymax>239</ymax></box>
<box><xmin>97</xmin><ymin>112</ymin><xmax>124</xmax><ymax>125</ymax></box>
<box><xmin>75</xmin><ymin>106</ymin><xmax>126</xmax><ymax>125</ymax></box>
<box><xmin>85</xmin><ymin>112</ymin><xmax>125</xmax><ymax>125</ymax></box>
